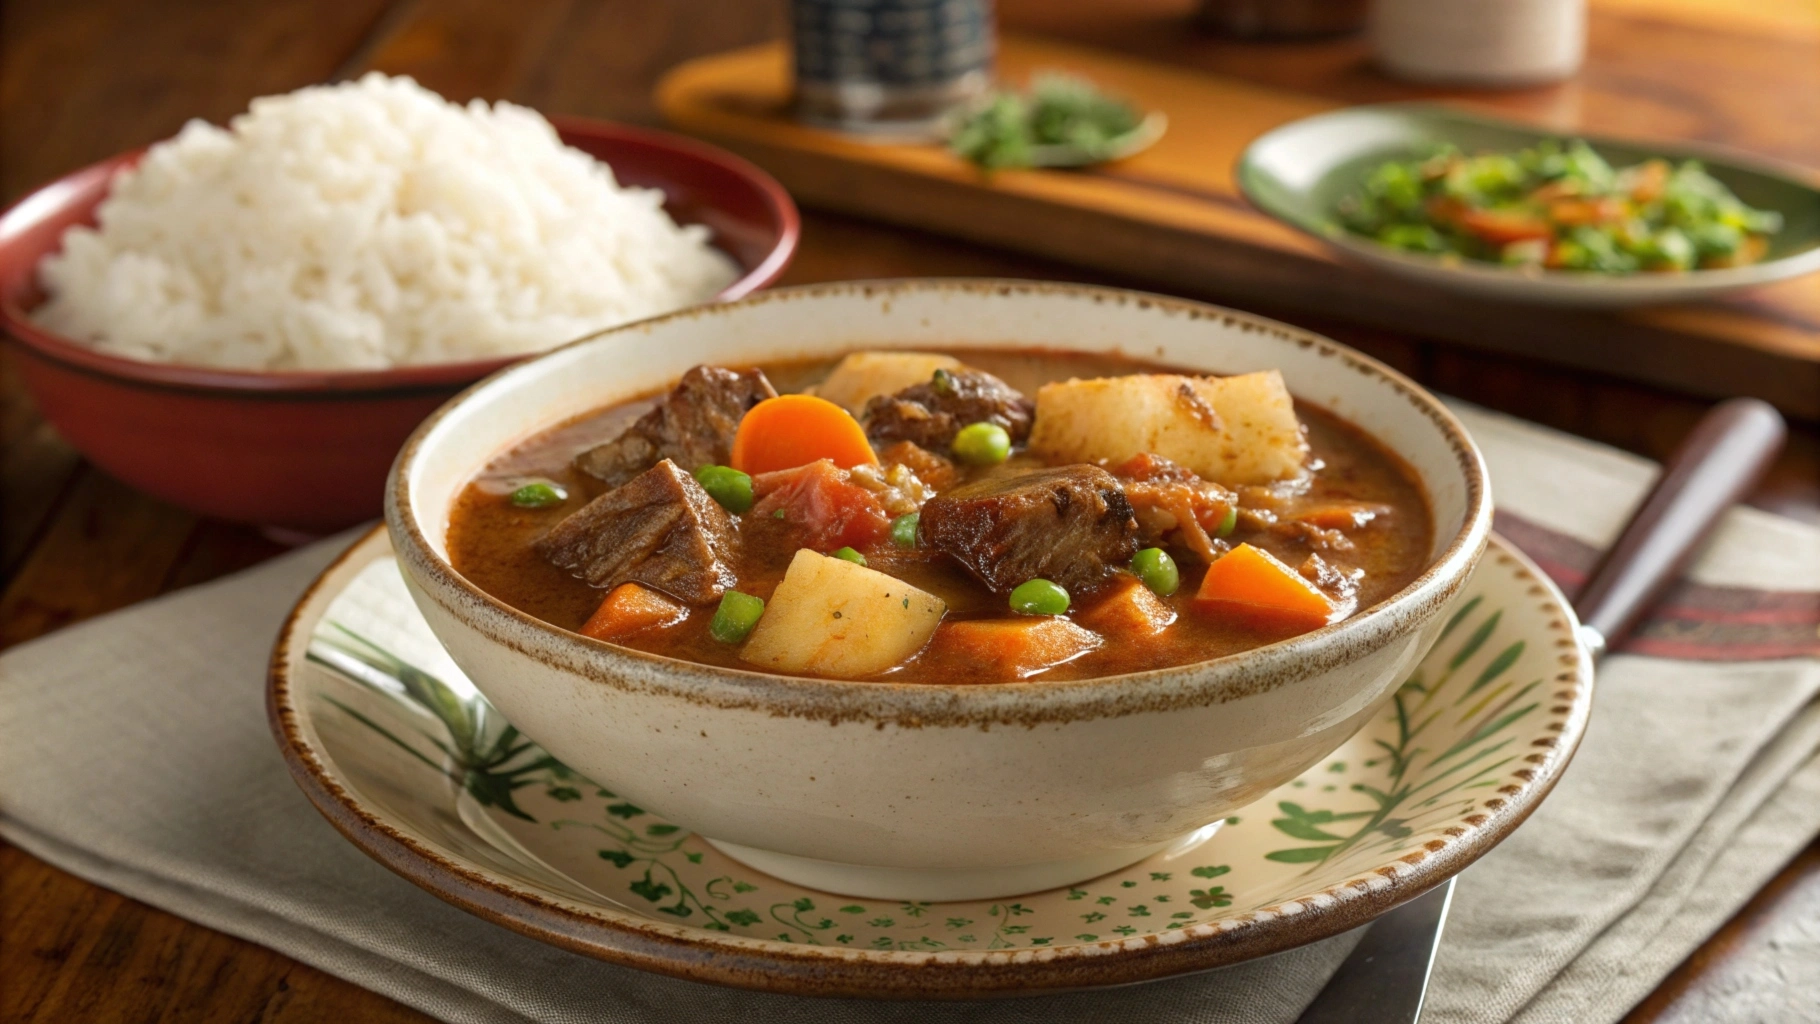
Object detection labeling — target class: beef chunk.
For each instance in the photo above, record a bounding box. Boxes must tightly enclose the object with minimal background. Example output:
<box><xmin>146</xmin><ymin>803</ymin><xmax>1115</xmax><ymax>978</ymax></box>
<box><xmin>537</xmin><ymin>460</ymin><xmax>738</xmax><ymax>603</ymax></box>
<box><xmin>862</xmin><ymin>369</ymin><xmax>1034</xmax><ymax>450</ymax></box>
<box><xmin>919</xmin><ymin>465</ymin><xmax>1138</xmax><ymax>594</ymax></box>
<box><xmin>573</xmin><ymin>365</ymin><xmax>776</xmax><ymax>486</ymax></box>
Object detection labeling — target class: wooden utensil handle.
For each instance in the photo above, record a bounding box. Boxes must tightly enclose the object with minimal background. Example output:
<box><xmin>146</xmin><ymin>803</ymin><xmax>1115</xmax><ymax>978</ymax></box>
<box><xmin>1575</xmin><ymin>398</ymin><xmax>1786</xmax><ymax>654</ymax></box>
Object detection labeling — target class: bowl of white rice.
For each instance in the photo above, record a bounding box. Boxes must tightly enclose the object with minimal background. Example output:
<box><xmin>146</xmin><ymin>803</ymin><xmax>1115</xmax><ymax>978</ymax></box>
<box><xmin>0</xmin><ymin>75</ymin><xmax>797</xmax><ymax>531</ymax></box>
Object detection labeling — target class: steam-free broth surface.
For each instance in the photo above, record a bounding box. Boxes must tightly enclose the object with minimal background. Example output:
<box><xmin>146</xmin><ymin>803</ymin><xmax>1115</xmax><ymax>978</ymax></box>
<box><xmin>448</xmin><ymin>350</ymin><xmax>1432</xmax><ymax>682</ymax></box>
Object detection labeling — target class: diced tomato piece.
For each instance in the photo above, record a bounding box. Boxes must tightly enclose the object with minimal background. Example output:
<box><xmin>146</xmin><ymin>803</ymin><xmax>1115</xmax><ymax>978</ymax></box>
<box><xmin>1194</xmin><ymin>543</ymin><xmax>1336</xmax><ymax>635</ymax></box>
<box><xmin>1078</xmin><ymin>576</ymin><xmax>1176</xmax><ymax>638</ymax></box>
<box><xmin>751</xmin><ymin>459</ymin><xmax>891</xmax><ymax>551</ymax></box>
<box><xmin>580</xmin><ymin>583</ymin><xmax>688</xmax><ymax>641</ymax></box>
<box><xmin>1292</xmin><ymin>503</ymin><xmax>1391</xmax><ymax>531</ymax></box>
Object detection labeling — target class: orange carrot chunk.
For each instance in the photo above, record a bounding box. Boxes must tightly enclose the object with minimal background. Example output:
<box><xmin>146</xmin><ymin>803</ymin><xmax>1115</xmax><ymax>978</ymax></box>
<box><xmin>1194</xmin><ymin>543</ymin><xmax>1336</xmax><ymax>635</ymax></box>
<box><xmin>729</xmin><ymin>394</ymin><xmax>879</xmax><ymax>476</ymax></box>
<box><xmin>1078</xmin><ymin>576</ymin><xmax>1176</xmax><ymax>638</ymax></box>
<box><xmin>930</xmin><ymin>618</ymin><xmax>1102</xmax><ymax>682</ymax></box>
<box><xmin>580</xmin><ymin>583</ymin><xmax>688</xmax><ymax>641</ymax></box>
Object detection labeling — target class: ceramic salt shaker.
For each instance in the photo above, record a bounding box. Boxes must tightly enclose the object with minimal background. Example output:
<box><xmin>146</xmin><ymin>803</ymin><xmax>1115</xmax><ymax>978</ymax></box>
<box><xmin>1371</xmin><ymin>0</ymin><xmax>1585</xmax><ymax>86</ymax></box>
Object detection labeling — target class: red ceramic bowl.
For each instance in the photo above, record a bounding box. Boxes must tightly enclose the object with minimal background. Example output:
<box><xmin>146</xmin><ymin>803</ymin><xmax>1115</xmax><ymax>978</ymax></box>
<box><xmin>0</xmin><ymin>117</ymin><xmax>798</xmax><ymax>532</ymax></box>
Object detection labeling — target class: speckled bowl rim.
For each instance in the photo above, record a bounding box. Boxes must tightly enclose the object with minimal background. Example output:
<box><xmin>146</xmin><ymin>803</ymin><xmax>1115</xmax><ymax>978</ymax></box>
<box><xmin>268</xmin><ymin>527</ymin><xmax>1591</xmax><ymax>997</ymax></box>
<box><xmin>384</xmin><ymin>279</ymin><xmax>1494</xmax><ymax>729</ymax></box>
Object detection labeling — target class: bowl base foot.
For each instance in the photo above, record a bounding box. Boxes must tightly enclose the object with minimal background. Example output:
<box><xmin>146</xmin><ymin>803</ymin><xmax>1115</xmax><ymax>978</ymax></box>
<box><xmin>703</xmin><ymin>822</ymin><xmax>1223</xmax><ymax>902</ymax></box>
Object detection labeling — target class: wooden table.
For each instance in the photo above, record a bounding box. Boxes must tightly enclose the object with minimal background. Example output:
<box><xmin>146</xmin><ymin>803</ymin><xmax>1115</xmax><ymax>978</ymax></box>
<box><xmin>2</xmin><ymin>1</ymin><xmax>1815</xmax><ymax>1021</ymax></box>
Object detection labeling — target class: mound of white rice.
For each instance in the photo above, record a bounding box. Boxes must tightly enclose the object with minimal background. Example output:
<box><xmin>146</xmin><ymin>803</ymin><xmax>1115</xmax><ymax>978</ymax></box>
<box><xmin>34</xmin><ymin>74</ymin><xmax>742</xmax><ymax>370</ymax></box>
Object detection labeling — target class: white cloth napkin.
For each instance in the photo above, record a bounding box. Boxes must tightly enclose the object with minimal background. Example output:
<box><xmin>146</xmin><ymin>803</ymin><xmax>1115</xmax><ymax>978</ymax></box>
<box><xmin>2</xmin><ymin>402</ymin><xmax>1816</xmax><ymax>1024</ymax></box>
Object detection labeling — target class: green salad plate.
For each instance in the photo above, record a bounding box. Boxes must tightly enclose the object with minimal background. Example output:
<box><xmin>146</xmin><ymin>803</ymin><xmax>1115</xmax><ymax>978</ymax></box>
<box><xmin>1238</xmin><ymin>103</ymin><xmax>1820</xmax><ymax>307</ymax></box>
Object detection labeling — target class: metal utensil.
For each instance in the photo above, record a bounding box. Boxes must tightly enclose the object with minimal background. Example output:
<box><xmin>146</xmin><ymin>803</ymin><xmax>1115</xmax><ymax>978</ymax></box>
<box><xmin>1294</xmin><ymin>397</ymin><xmax>1788</xmax><ymax>1024</ymax></box>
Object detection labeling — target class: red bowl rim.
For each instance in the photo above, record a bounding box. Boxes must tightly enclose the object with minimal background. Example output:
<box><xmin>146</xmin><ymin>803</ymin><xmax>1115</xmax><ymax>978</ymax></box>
<box><xmin>0</xmin><ymin>116</ymin><xmax>799</xmax><ymax>398</ymax></box>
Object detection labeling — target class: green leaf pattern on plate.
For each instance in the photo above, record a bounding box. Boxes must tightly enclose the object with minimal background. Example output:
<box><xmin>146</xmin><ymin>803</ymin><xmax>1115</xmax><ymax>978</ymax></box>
<box><xmin>305</xmin><ymin>570</ymin><xmax>1543</xmax><ymax>952</ymax></box>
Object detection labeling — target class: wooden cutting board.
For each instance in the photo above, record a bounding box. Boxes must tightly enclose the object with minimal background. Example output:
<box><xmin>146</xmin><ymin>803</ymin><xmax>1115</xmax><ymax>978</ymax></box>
<box><xmin>656</xmin><ymin>38</ymin><xmax>1820</xmax><ymax>419</ymax></box>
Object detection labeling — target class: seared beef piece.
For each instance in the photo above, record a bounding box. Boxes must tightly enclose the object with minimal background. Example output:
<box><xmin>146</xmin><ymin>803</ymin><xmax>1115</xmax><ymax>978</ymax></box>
<box><xmin>573</xmin><ymin>365</ymin><xmax>777</xmax><ymax>486</ymax></box>
<box><xmin>862</xmin><ymin>369</ymin><xmax>1034</xmax><ymax>450</ymax></box>
<box><xmin>919</xmin><ymin>465</ymin><xmax>1138</xmax><ymax>594</ymax></box>
<box><xmin>537</xmin><ymin>459</ymin><xmax>738</xmax><ymax>603</ymax></box>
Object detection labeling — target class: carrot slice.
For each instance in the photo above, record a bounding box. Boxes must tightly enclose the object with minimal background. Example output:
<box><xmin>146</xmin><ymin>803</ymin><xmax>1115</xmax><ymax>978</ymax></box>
<box><xmin>1193</xmin><ymin>543</ymin><xmax>1336</xmax><ymax>635</ymax></box>
<box><xmin>580</xmin><ymin>583</ymin><xmax>688</xmax><ymax>641</ymax></box>
<box><xmin>930</xmin><ymin>618</ymin><xmax>1102</xmax><ymax>681</ymax></box>
<box><xmin>729</xmin><ymin>394</ymin><xmax>879</xmax><ymax>476</ymax></box>
<box><xmin>1078</xmin><ymin>577</ymin><xmax>1176</xmax><ymax>638</ymax></box>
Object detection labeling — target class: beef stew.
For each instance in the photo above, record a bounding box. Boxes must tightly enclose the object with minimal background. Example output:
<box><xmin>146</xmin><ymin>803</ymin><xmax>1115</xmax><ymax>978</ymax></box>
<box><xmin>447</xmin><ymin>349</ymin><xmax>1432</xmax><ymax>683</ymax></box>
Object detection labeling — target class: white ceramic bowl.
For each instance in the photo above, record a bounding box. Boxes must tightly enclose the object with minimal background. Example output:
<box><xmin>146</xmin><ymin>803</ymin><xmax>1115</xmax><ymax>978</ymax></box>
<box><xmin>385</xmin><ymin>280</ymin><xmax>1492</xmax><ymax>901</ymax></box>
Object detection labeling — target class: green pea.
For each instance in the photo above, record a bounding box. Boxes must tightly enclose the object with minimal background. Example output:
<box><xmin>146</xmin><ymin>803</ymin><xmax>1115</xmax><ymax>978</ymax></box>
<box><xmin>693</xmin><ymin>465</ymin><xmax>754</xmax><ymax>514</ymax></box>
<box><xmin>832</xmin><ymin>546</ymin><xmax>867</xmax><ymax>566</ymax></box>
<box><xmin>951</xmin><ymin>421</ymin><xmax>1011</xmax><ymax>466</ymax></box>
<box><xmin>1130</xmin><ymin>547</ymin><xmax>1180</xmax><ymax>597</ymax></box>
<box><xmin>1009</xmin><ymin>578</ymin><xmax>1070</xmax><ymax>616</ymax></box>
<box><xmin>709</xmin><ymin>591</ymin><xmax>765</xmax><ymax>644</ymax></box>
<box><xmin>931</xmin><ymin>367</ymin><xmax>957</xmax><ymax>396</ymax></box>
<box><xmin>890</xmin><ymin>512</ymin><xmax>920</xmax><ymax>548</ymax></box>
<box><xmin>1216</xmin><ymin>505</ymin><xmax>1238</xmax><ymax>538</ymax></box>
<box><xmin>509</xmin><ymin>481</ymin><xmax>568</xmax><ymax>508</ymax></box>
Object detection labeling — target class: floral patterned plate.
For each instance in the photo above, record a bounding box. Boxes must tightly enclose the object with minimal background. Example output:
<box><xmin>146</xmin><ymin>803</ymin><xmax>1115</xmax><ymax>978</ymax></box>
<box><xmin>268</xmin><ymin>527</ymin><xmax>1592</xmax><ymax>998</ymax></box>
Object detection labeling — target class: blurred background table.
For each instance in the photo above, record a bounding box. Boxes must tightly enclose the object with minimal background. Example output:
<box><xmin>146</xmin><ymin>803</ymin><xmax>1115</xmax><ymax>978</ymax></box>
<box><xmin>2</xmin><ymin>1</ymin><xmax>1815</xmax><ymax>1021</ymax></box>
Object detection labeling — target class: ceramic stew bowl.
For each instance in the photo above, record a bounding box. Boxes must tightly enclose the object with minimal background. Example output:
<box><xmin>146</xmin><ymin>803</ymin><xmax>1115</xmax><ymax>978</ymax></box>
<box><xmin>0</xmin><ymin>118</ymin><xmax>798</xmax><ymax>532</ymax></box>
<box><xmin>385</xmin><ymin>279</ymin><xmax>1493</xmax><ymax>902</ymax></box>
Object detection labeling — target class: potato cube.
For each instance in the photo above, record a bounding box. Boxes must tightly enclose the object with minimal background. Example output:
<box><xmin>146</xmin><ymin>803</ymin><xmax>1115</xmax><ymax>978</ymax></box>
<box><xmin>929</xmin><ymin>617</ymin><xmax>1102</xmax><ymax>681</ymax></box>
<box><xmin>740</xmin><ymin>549</ymin><xmax>946</xmax><ymax>677</ymax></box>
<box><xmin>813</xmin><ymin>351</ymin><xmax>963</xmax><ymax>414</ymax></box>
<box><xmin>1027</xmin><ymin>371</ymin><xmax>1307</xmax><ymax>485</ymax></box>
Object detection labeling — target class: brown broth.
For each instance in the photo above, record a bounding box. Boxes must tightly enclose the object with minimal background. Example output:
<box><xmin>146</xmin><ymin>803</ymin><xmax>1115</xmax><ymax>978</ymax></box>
<box><xmin>447</xmin><ymin>349</ymin><xmax>1433</xmax><ymax>682</ymax></box>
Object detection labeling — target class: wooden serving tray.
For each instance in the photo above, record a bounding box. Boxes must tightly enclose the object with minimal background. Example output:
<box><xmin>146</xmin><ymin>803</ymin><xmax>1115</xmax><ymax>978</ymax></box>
<box><xmin>656</xmin><ymin>38</ymin><xmax>1820</xmax><ymax>419</ymax></box>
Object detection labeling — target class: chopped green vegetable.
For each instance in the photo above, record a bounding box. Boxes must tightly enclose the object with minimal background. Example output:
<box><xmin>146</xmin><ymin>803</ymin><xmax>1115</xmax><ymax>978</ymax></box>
<box><xmin>832</xmin><ymin>546</ymin><xmax>867</xmax><ymax>566</ymax></box>
<box><xmin>1010</xmin><ymin>578</ymin><xmax>1071</xmax><ymax>616</ymax></box>
<box><xmin>931</xmin><ymin>367</ymin><xmax>957</xmax><ymax>396</ymax></box>
<box><xmin>950</xmin><ymin>72</ymin><xmax>1148</xmax><ymax>169</ymax></box>
<box><xmin>709</xmin><ymin>591</ymin><xmax>765</xmax><ymax>644</ymax></box>
<box><xmin>1130</xmin><ymin>547</ymin><xmax>1180</xmax><ymax>597</ymax></box>
<box><xmin>693</xmin><ymin>464</ymin><xmax>754</xmax><ymax>514</ymax></box>
<box><xmin>1335</xmin><ymin>139</ymin><xmax>1781</xmax><ymax>273</ymax></box>
<box><xmin>890</xmin><ymin>512</ymin><xmax>920</xmax><ymax>548</ymax></box>
<box><xmin>1216</xmin><ymin>505</ymin><xmax>1238</xmax><ymax>538</ymax></box>
<box><xmin>509</xmin><ymin>481</ymin><xmax>567</xmax><ymax>508</ymax></box>
<box><xmin>951</xmin><ymin>421</ymin><xmax>1011</xmax><ymax>465</ymax></box>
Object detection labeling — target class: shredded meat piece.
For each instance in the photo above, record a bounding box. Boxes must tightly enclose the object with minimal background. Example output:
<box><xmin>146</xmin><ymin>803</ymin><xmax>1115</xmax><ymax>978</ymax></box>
<box><xmin>876</xmin><ymin>440</ymin><xmax>957</xmax><ymax>491</ymax></box>
<box><xmin>920</xmin><ymin>465</ymin><xmax>1138</xmax><ymax>594</ymax></box>
<box><xmin>537</xmin><ymin>459</ymin><xmax>738</xmax><ymax>603</ymax></box>
<box><xmin>848</xmin><ymin>461</ymin><xmax>935</xmax><ymax>517</ymax></box>
<box><xmin>572</xmin><ymin>365</ymin><xmax>776</xmax><ymax>486</ymax></box>
<box><xmin>1298</xmin><ymin>553</ymin><xmax>1360</xmax><ymax>611</ymax></box>
<box><xmin>862</xmin><ymin>369</ymin><xmax>1034</xmax><ymax>450</ymax></box>
<box><xmin>1110</xmin><ymin>453</ymin><xmax>1236</xmax><ymax>563</ymax></box>
<box><xmin>1272</xmin><ymin>519</ymin><xmax>1355</xmax><ymax>552</ymax></box>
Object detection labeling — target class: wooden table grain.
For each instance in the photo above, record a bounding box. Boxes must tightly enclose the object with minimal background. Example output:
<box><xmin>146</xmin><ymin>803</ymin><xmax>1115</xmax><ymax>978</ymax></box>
<box><xmin>1</xmin><ymin>2</ymin><xmax>1815</xmax><ymax>1022</ymax></box>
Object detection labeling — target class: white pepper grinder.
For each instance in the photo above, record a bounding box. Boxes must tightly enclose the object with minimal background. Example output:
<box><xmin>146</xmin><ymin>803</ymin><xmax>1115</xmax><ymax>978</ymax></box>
<box><xmin>1371</xmin><ymin>0</ymin><xmax>1586</xmax><ymax>86</ymax></box>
